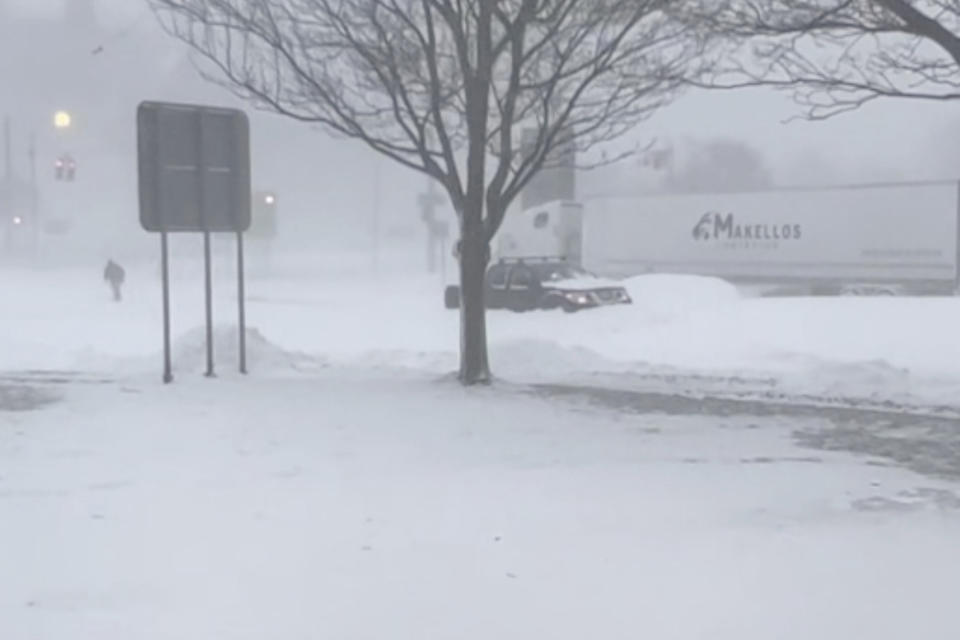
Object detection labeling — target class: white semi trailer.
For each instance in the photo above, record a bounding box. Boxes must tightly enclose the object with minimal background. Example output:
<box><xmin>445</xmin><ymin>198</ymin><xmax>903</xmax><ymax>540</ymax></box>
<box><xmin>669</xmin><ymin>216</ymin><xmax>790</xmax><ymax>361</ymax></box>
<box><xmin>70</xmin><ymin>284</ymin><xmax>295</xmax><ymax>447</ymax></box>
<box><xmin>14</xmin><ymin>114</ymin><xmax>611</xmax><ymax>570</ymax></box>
<box><xmin>497</xmin><ymin>180</ymin><xmax>960</xmax><ymax>295</ymax></box>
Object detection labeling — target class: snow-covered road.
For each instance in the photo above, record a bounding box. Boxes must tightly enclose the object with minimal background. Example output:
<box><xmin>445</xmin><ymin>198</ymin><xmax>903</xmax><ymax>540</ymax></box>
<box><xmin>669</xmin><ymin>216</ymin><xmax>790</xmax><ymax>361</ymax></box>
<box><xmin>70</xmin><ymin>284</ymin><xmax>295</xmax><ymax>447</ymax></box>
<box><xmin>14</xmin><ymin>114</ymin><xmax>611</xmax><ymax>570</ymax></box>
<box><xmin>3</xmin><ymin>370</ymin><xmax>960</xmax><ymax>639</ymax></box>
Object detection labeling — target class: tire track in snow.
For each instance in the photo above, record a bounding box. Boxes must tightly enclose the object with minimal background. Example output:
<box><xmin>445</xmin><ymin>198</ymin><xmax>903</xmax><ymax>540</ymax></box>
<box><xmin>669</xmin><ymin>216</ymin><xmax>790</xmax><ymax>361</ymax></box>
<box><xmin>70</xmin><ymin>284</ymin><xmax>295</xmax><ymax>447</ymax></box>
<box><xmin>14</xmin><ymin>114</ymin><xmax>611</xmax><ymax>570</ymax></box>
<box><xmin>535</xmin><ymin>384</ymin><xmax>960</xmax><ymax>482</ymax></box>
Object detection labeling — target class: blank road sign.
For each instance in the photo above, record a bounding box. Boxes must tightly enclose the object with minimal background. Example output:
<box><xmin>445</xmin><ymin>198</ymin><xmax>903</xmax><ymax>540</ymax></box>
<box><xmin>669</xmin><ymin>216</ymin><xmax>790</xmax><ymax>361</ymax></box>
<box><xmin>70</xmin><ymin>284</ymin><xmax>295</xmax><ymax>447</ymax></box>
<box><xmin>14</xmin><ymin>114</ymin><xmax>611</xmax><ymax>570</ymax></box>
<box><xmin>138</xmin><ymin>101</ymin><xmax>252</xmax><ymax>233</ymax></box>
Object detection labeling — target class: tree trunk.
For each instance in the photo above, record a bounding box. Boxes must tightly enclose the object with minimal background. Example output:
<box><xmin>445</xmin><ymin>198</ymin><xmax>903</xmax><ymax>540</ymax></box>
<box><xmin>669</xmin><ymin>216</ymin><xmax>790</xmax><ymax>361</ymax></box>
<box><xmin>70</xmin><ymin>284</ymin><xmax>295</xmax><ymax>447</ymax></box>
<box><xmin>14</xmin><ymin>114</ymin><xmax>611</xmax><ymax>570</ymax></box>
<box><xmin>457</xmin><ymin>0</ymin><xmax>494</xmax><ymax>386</ymax></box>
<box><xmin>458</xmin><ymin>215</ymin><xmax>491</xmax><ymax>385</ymax></box>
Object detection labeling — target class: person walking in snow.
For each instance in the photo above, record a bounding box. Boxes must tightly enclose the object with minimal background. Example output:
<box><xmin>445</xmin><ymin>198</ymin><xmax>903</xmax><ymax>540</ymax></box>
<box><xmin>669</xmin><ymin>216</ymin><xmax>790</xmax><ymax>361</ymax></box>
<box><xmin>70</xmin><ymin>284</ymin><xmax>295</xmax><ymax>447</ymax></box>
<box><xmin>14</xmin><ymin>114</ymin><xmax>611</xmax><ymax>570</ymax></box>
<box><xmin>103</xmin><ymin>259</ymin><xmax>125</xmax><ymax>302</ymax></box>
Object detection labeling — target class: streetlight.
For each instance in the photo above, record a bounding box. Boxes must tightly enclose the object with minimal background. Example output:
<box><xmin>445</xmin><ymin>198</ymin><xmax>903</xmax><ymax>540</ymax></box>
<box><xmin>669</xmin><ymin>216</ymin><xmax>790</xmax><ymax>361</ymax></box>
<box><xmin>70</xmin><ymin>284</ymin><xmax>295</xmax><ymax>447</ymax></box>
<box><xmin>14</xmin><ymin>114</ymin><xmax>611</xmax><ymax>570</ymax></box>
<box><xmin>53</xmin><ymin>110</ymin><xmax>72</xmax><ymax>129</ymax></box>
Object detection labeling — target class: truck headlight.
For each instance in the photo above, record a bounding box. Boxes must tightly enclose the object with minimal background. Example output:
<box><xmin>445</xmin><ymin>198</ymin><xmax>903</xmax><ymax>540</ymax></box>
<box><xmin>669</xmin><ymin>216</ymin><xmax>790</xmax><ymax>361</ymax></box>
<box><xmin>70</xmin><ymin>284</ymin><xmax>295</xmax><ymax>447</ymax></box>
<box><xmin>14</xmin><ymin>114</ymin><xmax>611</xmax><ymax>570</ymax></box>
<box><xmin>565</xmin><ymin>292</ymin><xmax>591</xmax><ymax>305</ymax></box>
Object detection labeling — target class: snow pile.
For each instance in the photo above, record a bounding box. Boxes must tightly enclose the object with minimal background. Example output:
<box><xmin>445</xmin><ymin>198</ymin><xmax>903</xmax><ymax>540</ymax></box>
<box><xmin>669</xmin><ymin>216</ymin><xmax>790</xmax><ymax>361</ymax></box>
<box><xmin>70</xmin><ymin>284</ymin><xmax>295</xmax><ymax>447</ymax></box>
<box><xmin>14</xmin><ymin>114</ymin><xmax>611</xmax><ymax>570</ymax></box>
<box><xmin>771</xmin><ymin>355</ymin><xmax>938</xmax><ymax>408</ymax></box>
<box><xmin>349</xmin><ymin>348</ymin><xmax>458</xmax><ymax>373</ymax></box>
<box><xmin>622</xmin><ymin>273</ymin><xmax>744</xmax><ymax>323</ymax></box>
<box><xmin>491</xmin><ymin>339</ymin><xmax>622</xmax><ymax>377</ymax></box>
<box><xmin>773</xmin><ymin>353</ymin><xmax>910</xmax><ymax>390</ymax></box>
<box><xmin>349</xmin><ymin>340</ymin><xmax>623</xmax><ymax>383</ymax></box>
<box><xmin>4</xmin><ymin>255</ymin><xmax>960</xmax><ymax>409</ymax></box>
<box><xmin>170</xmin><ymin>325</ymin><xmax>324</xmax><ymax>375</ymax></box>
<box><xmin>542</xmin><ymin>275</ymin><xmax>625</xmax><ymax>291</ymax></box>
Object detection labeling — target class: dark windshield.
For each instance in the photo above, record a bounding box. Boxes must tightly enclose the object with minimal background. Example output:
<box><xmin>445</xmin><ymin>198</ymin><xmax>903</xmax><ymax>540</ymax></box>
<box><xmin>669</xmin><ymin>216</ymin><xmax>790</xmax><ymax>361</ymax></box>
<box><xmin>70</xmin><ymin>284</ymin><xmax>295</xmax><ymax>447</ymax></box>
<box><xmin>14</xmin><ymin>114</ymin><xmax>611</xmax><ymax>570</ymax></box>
<box><xmin>530</xmin><ymin>263</ymin><xmax>588</xmax><ymax>282</ymax></box>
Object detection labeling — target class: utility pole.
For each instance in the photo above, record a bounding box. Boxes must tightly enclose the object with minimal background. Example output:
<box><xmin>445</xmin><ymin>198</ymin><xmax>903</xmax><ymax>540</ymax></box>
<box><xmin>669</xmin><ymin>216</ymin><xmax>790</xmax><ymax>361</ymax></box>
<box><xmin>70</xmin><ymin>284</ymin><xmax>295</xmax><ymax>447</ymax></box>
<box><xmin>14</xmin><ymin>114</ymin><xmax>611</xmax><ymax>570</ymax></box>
<box><xmin>371</xmin><ymin>155</ymin><xmax>381</xmax><ymax>274</ymax></box>
<box><xmin>29</xmin><ymin>132</ymin><xmax>39</xmax><ymax>255</ymax></box>
<box><xmin>29</xmin><ymin>133</ymin><xmax>36</xmax><ymax>197</ymax></box>
<box><xmin>3</xmin><ymin>116</ymin><xmax>11</xmax><ymax>181</ymax></box>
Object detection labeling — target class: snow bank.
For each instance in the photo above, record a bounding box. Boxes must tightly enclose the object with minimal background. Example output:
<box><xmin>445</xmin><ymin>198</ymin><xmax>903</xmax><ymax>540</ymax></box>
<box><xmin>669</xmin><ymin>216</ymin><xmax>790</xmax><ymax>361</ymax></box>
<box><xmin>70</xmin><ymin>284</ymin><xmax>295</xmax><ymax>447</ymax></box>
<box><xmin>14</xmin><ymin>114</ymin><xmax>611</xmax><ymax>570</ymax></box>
<box><xmin>490</xmin><ymin>339</ymin><xmax>620</xmax><ymax>377</ymax></box>
<box><xmin>347</xmin><ymin>340</ymin><xmax>625</xmax><ymax>384</ymax></box>
<box><xmin>542</xmin><ymin>275</ymin><xmax>625</xmax><ymax>291</ymax></box>
<box><xmin>170</xmin><ymin>325</ymin><xmax>324</xmax><ymax>375</ymax></box>
<box><xmin>476</xmin><ymin>273</ymin><xmax>960</xmax><ymax>408</ymax></box>
<box><xmin>4</xmin><ymin>256</ymin><xmax>960</xmax><ymax>409</ymax></box>
<box><xmin>622</xmin><ymin>273</ymin><xmax>743</xmax><ymax>322</ymax></box>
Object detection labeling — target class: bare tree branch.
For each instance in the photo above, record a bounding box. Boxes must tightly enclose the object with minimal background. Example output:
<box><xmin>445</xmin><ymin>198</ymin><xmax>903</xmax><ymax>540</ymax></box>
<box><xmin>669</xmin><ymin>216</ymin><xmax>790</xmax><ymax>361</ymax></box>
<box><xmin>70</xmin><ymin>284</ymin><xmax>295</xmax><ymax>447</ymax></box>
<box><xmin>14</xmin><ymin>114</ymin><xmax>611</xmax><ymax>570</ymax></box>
<box><xmin>149</xmin><ymin>0</ymin><xmax>706</xmax><ymax>383</ymax></box>
<box><xmin>677</xmin><ymin>0</ymin><xmax>960</xmax><ymax>119</ymax></box>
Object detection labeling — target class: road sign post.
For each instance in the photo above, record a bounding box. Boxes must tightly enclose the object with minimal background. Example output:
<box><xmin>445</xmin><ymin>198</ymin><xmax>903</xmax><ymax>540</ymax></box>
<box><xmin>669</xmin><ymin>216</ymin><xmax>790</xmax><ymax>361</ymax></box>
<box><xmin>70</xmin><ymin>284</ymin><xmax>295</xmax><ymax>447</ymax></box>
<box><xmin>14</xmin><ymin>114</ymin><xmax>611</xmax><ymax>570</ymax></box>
<box><xmin>161</xmin><ymin>232</ymin><xmax>173</xmax><ymax>384</ymax></box>
<box><xmin>137</xmin><ymin>101</ymin><xmax>252</xmax><ymax>383</ymax></box>
<box><xmin>203</xmin><ymin>231</ymin><xmax>215</xmax><ymax>377</ymax></box>
<box><xmin>236</xmin><ymin>231</ymin><xmax>247</xmax><ymax>374</ymax></box>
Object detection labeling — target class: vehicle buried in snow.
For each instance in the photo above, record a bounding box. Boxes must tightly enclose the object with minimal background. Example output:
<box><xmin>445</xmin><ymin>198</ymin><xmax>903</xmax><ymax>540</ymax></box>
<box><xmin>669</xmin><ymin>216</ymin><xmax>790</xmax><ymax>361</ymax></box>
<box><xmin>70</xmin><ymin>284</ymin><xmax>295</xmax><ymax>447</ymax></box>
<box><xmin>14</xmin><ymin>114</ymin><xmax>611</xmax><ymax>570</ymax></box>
<box><xmin>444</xmin><ymin>257</ymin><xmax>632</xmax><ymax>313</ymax></box>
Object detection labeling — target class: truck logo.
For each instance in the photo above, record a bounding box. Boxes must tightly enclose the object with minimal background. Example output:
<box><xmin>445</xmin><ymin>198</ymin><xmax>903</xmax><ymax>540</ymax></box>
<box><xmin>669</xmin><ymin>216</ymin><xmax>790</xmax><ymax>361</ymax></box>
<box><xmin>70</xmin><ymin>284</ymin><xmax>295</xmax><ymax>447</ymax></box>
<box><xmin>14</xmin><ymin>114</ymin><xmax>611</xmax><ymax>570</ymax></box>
<box><xmin>692</xmin><ymin>213</ymin><xmax>714</xmax><ymax>240</ymax></box>
<box><xmin>693</xmin><ymin>212</ymin><xmax>802</xmax><ymax>242</ymax></box>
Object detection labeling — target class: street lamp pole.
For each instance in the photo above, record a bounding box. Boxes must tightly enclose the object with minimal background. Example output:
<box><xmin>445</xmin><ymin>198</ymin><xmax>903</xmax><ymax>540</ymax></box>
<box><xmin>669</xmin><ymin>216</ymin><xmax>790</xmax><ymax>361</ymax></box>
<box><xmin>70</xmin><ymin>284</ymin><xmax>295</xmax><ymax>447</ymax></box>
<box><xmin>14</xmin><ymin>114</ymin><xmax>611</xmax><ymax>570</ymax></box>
<box><xmin>372</xmin><ymin>155</ymin><xmax>381</xmax><ymax>274</ymax></box>
<box><xmin>29</xmin><ymin>132</ymin><xmax>39</xmax><ymax>255</ymax></box>
<box><xmin>3</xmin><ymin>116</ymin><xmax>11</xmax><ymax>180</ymax></box>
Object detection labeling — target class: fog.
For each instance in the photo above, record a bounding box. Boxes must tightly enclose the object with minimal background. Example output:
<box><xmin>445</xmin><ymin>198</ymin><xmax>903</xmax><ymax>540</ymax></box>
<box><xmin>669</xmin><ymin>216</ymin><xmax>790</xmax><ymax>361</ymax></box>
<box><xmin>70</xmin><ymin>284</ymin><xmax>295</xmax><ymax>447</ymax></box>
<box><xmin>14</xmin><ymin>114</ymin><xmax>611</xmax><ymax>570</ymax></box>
<box><xmin>2</xmin><ymin>0</ymin><xmax>957</xmax><ymax>264</ymax></box>
<box><xmin>3</xmin><ymin>4</ymin><xmax>960</xmax><ymax>639</ymax></box>
<box><xmin>0</xmin><ymin>0</ymin><xmax>428</xmax><ymax>262</ymax></box>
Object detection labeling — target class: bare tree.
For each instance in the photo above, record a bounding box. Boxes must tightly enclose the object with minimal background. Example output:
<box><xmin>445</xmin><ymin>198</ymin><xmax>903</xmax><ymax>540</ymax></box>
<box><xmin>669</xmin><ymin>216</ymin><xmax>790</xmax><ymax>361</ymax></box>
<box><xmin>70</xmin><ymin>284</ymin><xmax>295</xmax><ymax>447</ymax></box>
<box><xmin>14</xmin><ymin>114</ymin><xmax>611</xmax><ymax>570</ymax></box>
<box><xmin>680</xmin><ymin>1</ymin><xmax>960</xmax><ymax>119</ymax></box>
<box><xmin>150</xmin><ymin>0</ymin><xmax>705</xmax><ymax>384</ymax></box>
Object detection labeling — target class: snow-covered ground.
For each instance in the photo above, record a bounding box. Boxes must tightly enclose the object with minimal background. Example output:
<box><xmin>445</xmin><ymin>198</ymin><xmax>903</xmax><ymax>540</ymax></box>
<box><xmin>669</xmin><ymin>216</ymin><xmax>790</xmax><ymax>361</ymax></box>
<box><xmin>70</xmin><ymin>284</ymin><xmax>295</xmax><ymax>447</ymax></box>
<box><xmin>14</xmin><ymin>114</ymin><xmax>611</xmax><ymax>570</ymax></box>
<box><xmin>3</xmin><ymin>248</ymin><xmax>958</xmax><ymax>407</ymax></box>
<box><xmin>2</xmin><ymin>248</ymin><xmax>960</xmax><ymax>638</ymax></box>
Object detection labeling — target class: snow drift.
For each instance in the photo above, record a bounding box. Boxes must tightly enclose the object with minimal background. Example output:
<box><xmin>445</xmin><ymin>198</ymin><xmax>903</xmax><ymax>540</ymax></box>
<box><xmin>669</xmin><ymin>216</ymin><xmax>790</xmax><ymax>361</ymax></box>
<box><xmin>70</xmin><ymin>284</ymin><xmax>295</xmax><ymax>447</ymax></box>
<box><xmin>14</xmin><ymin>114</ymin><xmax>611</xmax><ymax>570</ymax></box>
<box><xmin>170</xmin><ymin>325</ymin><xmax>324</xmax><ymax>375</ymax></box>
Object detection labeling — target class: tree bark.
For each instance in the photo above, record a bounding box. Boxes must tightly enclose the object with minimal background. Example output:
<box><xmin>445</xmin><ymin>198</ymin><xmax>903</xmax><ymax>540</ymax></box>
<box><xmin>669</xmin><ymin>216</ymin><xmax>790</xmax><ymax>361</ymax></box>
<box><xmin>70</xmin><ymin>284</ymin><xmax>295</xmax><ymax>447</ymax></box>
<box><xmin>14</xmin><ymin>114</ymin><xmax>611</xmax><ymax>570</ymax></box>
<box><xmin>458</xmin><ymin>209</ymin><xmax>491</xmax><ymax>385</ymax></box>
<box><xmin>455</xmin><ymin>0</ymin><xmax>494</xmax><ymax>386</ymax></box>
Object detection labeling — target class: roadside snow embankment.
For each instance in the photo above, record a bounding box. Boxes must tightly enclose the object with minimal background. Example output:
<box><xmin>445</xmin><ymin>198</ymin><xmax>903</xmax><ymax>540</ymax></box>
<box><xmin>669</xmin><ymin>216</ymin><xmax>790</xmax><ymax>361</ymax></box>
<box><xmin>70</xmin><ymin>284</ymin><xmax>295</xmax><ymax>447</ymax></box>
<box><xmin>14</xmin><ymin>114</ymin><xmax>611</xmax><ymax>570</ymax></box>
<box><xmin>623</xmin><ymin>273</ymin><xmax>743</xmax><ymax>322</ymax></box>
<box><xmin>170</xmin><ymin>326</ymin><xmax>325</xmax><ymax>375</ymax></box>
<box><xmin>2</xmin><ymin>260</ymin><xmax>960</xmax><ymax>409</ymax></box>
<box><xmin>480</xmin><ymin>273</ymin><xmax>960</xmax><ymax>410</ymax></box>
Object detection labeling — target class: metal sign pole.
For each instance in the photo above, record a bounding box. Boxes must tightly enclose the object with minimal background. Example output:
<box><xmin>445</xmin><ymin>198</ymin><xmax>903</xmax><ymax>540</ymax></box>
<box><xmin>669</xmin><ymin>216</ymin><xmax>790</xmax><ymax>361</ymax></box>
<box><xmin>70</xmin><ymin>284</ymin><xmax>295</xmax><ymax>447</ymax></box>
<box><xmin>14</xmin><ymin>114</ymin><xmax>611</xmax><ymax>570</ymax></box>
<box><xmin>236</xmin><ymin>230</ymin><xmax>247</xmax><ymax>374</ymax></box>
<box><xmin>203</xmin><ymin>230</ymin><xmax>215</xmax><ymax>377</ymax></box>
<box><xmin>161</xmin><ymin>231</ymin><xmax>173</xmax><ymax>384</ymax></box>
<box><xmin>138</xmin><ymin>102</ymin><xmax>253</xmax><ymax>384</ymax></box>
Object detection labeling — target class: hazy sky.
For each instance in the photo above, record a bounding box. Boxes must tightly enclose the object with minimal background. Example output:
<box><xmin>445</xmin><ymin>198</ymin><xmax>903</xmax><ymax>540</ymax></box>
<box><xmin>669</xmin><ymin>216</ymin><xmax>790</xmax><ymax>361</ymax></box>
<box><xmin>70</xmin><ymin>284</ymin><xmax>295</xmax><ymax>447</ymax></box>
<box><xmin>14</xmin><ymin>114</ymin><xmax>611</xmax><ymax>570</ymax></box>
<box><xmin>8</xmin><ymin>0</ymin><xmax>142</xmax><ymax>23</ymax></box>
<box><xmin>8</xmin><ymin>0</ymin><xmax>955</xmax><ymax>184</ymax></box>
<box><xmin>5</xmin><ymin>0</ymin><xmax>959</xmax><ymax>249</ymax></box>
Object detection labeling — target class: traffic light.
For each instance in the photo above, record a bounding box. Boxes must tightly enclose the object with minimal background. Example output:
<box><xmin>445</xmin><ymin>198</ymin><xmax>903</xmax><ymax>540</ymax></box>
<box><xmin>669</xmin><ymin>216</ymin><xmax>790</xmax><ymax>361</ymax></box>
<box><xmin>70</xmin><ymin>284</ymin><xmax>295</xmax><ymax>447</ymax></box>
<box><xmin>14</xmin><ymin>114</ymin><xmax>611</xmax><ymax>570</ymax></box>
<box><xmin>54</xmin><ymin>154</ymin><xmax>76</xmax><ymax>181</ymax></box>
<box><xmin>251</xmin><ymin>190</ymin><xmax>278</xmax><ymax>238</ymax></box>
